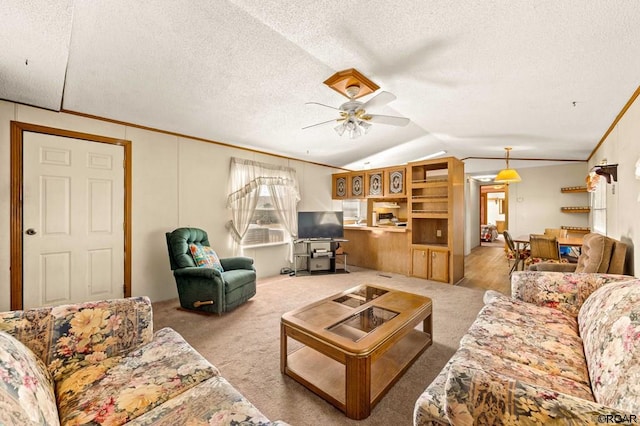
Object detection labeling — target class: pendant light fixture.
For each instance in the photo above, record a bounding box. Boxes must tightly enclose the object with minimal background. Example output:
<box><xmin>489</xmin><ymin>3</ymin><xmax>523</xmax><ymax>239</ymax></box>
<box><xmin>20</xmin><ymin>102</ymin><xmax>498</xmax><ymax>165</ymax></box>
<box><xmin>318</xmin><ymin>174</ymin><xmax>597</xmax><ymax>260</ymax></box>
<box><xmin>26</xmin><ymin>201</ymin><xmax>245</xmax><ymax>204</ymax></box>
<box><xmin>494</xmin><ymin>147</ymin><xmax>521</xmax><ymax>183</ymax></box>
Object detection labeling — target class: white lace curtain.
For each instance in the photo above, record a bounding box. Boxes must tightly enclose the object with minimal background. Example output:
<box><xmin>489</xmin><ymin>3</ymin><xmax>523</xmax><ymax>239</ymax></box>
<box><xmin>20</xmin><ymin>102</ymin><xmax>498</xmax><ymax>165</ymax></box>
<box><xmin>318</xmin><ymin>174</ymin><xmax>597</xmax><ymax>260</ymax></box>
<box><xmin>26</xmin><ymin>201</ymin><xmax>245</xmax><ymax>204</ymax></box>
<box><xmin>226</xmin><ymin>157</ymin><xmax>300</xmax><ymax>259</ymax></box>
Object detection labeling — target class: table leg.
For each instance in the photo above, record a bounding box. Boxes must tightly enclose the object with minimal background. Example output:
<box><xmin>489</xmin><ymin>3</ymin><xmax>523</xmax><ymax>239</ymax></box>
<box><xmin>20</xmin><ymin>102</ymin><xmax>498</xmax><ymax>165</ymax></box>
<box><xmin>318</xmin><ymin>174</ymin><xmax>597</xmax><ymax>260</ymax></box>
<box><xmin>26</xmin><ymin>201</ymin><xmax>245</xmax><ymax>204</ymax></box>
<box><xmin>280</xmin><ymin>323</ymin><xmax>287</xmax><ymax>373</ymax></box>
<box><xmin>345</xmin><ymin>355</ymin><xmax>371</xmax><ymax>420</ymax></box>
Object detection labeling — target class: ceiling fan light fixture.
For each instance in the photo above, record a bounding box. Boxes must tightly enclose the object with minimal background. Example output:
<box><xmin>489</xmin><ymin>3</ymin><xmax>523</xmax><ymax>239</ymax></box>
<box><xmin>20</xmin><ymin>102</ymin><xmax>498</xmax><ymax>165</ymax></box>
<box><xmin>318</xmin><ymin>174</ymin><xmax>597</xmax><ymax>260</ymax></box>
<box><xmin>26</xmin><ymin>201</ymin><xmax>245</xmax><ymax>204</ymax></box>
<box><xmin>494</xmin><ymin>147</ymin><xmax>522</xmax><ymax>183</ymax></box>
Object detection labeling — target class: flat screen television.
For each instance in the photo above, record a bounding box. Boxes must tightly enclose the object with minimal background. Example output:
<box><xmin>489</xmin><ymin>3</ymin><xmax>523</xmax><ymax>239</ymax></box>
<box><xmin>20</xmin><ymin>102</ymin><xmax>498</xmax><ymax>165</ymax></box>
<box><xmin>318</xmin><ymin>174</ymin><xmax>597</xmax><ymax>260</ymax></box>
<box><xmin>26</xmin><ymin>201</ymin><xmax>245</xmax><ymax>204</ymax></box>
<box><xmin>297</xmin><ymin>211</ymin><xmax>344</xmax><ymax>240</ymax></box>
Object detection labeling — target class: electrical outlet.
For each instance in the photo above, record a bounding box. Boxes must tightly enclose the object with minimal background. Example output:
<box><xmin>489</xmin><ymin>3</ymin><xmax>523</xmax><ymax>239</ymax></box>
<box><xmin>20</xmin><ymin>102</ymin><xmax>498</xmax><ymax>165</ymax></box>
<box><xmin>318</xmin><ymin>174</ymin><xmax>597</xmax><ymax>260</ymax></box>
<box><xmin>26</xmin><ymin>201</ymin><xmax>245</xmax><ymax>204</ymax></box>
<box><xmin>436</xmin><ymin>229</ymin><xmax>442</xmax><ymax>237</ymax></box>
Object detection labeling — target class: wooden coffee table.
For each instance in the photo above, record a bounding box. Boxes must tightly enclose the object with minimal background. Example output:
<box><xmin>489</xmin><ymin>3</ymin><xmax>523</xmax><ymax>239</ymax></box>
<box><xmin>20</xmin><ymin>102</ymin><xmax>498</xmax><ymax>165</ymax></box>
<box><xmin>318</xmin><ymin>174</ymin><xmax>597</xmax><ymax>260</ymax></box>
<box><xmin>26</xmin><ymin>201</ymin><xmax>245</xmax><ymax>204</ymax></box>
<box><xmin>280</xmin><ymin>284</ymin><xmax>432</xmax><ymax>419</ymax></box>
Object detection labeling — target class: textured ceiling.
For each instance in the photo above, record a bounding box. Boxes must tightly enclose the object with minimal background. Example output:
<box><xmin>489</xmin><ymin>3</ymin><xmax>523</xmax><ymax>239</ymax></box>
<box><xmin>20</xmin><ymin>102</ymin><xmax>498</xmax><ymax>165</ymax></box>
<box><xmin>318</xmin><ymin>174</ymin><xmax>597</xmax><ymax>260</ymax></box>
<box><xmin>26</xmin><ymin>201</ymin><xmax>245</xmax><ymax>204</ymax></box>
<box><xmin>2</xmin><ymin>1</ymin><xmax>639</xmax><ymax>175</ymax></box>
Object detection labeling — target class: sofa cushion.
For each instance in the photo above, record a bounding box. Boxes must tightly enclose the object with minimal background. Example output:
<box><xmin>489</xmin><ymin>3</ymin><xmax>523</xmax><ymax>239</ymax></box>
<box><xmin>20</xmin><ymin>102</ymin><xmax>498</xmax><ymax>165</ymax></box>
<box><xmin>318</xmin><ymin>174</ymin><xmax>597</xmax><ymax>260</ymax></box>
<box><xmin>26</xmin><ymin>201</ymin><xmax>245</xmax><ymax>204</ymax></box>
<box><xmin>189</xmin><ymin>244</ymin><xmax>224</xmax><ymax>272</ymax></box>
<box><xmin>56</xmin><ymin>327</ymin><xmax>219</xmax><ymax>426</ymax></box>
<box><xmin>443</xmin><ymin>362</ymin><xmax>631</xmax><ymax>426</ymax></box>
<box><xmin>450</xmin><ymin>346</ymin><xmax>595</xmax><ymax>401</ymax></box>
<box><xmin>483</xmin><ymin>290</ymin><xmax>578</xmax><ymax>334</ymax></box>
<box><xmin>128</xmin><ymin>375</ymin><xmax>275</xmax><ymax>425</ymax></box>
<box><xmin>578</xmin><ymin>279</ymin><xmax>640</xmax><ymax>412</ymax></box>
<box><xmin>0</xmin><ymin>331</ymin><xmax>59</xmax><ymax>426</ymax></box>
<box><xmin>47</xmin><ymin>297</ymin><xmax>153</xmax><ymax>383</ymax></box>
<box><xmin>511</xmin><ymin>271</ymin><xmax>633</xmax><ymax>317</ymax></box>
<box><xmin>462</xmin><ymin>292</ymin><xmax>590</xmax><ymax>386</ymax></box>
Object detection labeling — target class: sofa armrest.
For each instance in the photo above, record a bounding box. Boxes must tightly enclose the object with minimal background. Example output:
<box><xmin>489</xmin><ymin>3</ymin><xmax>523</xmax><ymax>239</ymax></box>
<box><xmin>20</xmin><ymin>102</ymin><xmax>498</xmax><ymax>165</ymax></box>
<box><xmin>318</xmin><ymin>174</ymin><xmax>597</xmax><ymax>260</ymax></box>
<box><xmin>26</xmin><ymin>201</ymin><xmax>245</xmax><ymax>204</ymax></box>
<box><xmin>220</xmin><ymin>256</ymin><xmax>255</xmax><ymax>271</ymax></box>
<box><xmin>0</xmin><ymin>306</ymin><xmax>55</xmax><ymax>363</ymax></box>
<box><xmin>511</xmin><ymin>271</ymin><xmax>634</xmax><ymax>317</ymax></box>
<box><xmin>445</xmin><ymin>363</ymin><xmax>635</xmax><ymax>425</ymax></box>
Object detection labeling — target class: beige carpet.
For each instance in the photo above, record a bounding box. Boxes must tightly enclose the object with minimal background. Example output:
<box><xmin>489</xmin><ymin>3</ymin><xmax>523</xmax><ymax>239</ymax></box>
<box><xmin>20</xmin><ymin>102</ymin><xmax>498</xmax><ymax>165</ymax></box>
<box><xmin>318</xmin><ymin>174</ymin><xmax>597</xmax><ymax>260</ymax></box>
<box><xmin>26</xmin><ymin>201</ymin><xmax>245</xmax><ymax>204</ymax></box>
<box><xmin>152</xmin><ymin>267</ymin><xmax>487</xmax><ymax>425</ymax></box>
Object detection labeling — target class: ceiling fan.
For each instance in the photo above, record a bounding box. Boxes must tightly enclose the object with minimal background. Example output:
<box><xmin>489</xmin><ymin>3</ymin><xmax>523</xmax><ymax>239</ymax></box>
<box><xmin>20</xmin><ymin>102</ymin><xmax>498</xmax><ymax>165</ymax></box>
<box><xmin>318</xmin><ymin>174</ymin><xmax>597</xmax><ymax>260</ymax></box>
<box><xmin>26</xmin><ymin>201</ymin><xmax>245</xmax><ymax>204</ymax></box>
<box><xmin>303</xmin><ymin>84</ymin><xmax>410</xmax><ymax>139</ymax></box>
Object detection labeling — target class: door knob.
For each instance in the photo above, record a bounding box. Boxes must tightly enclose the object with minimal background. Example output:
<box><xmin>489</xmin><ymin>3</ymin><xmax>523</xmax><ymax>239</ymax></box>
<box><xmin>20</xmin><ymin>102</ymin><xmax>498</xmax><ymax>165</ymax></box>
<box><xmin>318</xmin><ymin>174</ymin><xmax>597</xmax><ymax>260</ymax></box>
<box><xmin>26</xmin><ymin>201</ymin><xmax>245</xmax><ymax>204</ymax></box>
<box><xmin>25</xmin><ymin>228</ymin><xmax>37</xmax><ymax>235</ymax></box>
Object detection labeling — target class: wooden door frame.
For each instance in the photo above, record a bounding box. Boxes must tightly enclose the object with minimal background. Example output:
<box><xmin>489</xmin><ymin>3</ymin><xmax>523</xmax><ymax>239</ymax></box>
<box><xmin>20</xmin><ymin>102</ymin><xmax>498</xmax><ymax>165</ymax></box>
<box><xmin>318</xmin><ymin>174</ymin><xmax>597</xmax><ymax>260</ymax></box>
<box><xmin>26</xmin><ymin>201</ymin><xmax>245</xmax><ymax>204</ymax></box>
<box><xmin>10</xmin><ymin>121</ymin><xmax>132</xmax><ymax>309</ymax></box>
<box><xmin>478</xmin><ymin>184</ymin><xmax>509</xmax><ymax>242</ymax></box>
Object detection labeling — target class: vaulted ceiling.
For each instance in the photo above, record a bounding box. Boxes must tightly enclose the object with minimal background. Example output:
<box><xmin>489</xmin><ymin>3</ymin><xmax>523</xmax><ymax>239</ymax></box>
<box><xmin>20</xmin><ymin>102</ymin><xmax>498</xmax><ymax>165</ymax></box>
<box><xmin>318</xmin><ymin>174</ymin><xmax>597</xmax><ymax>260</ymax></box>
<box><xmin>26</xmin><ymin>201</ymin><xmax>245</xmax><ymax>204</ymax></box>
<box><xmin>3</xmin><ymin>1</ymin><xmax>639</xmax><ymax>175</ymax></box>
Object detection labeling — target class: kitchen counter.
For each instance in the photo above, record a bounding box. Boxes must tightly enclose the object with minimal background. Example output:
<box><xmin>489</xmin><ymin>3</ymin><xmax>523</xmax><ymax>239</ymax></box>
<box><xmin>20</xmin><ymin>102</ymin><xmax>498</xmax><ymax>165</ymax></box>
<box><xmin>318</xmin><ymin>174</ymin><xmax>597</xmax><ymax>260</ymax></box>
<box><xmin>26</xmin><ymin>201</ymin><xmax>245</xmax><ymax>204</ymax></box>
<box><xmin>342</xmin><ymin>227</ymin><xmax>410</xmax><ymax>274</ymax></box>
<box><xmin>343</xmin><ymin>225</ymin><xmax>407</xmax><ymax>233</ymax></box>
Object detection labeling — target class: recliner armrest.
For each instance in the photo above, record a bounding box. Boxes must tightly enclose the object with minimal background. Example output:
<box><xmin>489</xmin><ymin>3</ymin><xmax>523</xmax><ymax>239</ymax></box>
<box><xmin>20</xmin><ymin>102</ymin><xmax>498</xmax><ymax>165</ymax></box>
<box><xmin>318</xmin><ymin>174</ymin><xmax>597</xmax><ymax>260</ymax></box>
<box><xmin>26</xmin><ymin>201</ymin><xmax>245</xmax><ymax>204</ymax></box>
<box><xmin>220</xmin><ymin>256</ymin><xmax>255</xmax><ymax>271</ymax></box>
<box><xmin>174</xmin><ymin>266</ymin><xmax>222</xmax><ymax>279</ymax></box>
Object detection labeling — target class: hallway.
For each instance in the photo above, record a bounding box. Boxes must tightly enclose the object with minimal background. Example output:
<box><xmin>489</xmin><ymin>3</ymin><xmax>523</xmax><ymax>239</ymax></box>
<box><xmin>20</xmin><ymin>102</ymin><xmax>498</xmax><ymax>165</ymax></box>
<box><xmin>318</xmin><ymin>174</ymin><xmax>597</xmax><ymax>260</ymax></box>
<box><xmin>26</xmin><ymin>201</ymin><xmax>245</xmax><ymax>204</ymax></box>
<box><xmin>459</xmin><ymin>242</ymin><xmax>512</xmax><ymax>295</ymax></box>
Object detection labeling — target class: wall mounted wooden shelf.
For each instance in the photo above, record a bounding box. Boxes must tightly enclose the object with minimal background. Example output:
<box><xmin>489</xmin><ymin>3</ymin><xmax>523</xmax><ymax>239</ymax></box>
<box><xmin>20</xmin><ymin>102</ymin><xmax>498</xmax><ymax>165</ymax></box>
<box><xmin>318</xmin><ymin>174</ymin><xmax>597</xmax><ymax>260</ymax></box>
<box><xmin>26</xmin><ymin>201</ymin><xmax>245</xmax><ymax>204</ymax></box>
<box><xmin>561</xmin><ymin>226</ymin><xmax>590</xmax><ymax>234</ymax></box>
<box><xmin>561</xmin><ymin>207</ymin><xmax>591</xmax><ymax>213</ymax></box>
<box><xmin>560</xmin><ymin>186</ymin><xmax>588</xmax><ymax>193</ymax></box>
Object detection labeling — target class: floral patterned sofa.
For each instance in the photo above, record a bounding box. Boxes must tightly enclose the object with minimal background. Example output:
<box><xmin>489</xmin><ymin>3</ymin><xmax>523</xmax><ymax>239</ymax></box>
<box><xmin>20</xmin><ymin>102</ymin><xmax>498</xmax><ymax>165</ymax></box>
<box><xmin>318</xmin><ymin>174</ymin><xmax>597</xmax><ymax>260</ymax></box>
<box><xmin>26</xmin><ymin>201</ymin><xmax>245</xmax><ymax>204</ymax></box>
<box><xmin>414</xmin><ymin>271</ymin><xmax>640</xmax><ymax>425</ymax></box>
<box><xmin>0</xmin><ymin>297</ymin><xmax>288</xmax><ymax>425</ymax></box>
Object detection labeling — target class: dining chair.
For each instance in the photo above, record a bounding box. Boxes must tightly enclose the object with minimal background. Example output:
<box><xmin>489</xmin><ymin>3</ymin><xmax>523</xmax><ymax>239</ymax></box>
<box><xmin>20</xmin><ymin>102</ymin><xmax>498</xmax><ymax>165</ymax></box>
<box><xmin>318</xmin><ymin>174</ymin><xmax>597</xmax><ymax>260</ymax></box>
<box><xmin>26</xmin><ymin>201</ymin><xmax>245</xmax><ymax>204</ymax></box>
<box><xmin>525</xmin><ymin>234</ymin><xmax>567</xmax><ymax>268</ymax></box>
<box><xmin>544</xmin><ymin>228</ymin><xmax>568</xmax><ymax>238</ymax></box>
<box><xmin>503</xmin><ymin>230</ymin><xmax>530</xmax><ymax>275</ymax></box>
<box><xmin>544</xmin><ymin>227</ymin><xmax>574</xmax><ymax>259</ymax></box>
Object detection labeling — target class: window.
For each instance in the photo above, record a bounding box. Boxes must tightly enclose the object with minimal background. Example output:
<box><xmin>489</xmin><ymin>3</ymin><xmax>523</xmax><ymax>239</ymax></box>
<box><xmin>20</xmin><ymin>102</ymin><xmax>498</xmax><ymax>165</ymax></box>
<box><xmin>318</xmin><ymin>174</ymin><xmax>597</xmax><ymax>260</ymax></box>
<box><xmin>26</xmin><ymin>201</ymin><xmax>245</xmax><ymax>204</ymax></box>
<box><xmin>227</xmin><ymin>158</ymin><xmax>300</xmax><ymax>252</ymax></box>
<box><xmin>591</xmin><ymin>175</ymin><xmax>607</xmax><ymax>235</ymax></box>
<box><xmin>242</xmin><ymin>186</ymin><xmax>287</xmax><ymax>247</ymax></box>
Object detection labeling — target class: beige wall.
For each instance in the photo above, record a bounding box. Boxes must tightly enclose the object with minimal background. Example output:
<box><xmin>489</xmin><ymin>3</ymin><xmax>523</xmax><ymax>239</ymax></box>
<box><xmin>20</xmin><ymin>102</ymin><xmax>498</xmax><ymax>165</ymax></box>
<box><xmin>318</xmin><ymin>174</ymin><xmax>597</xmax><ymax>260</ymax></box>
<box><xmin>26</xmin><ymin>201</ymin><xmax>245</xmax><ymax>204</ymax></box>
<box><xmin>589</xmin><ymin>92</ymin><xmax>640</xmax><ymax>276</ymax></box>
<box><xmin>0</xmin><ymin>101</ymin><xmax>339</xmax><ymax>310</ymax></box>
<box><xmin>506</xmin><ymin>163</ymin><xmax>590</xmax><ymax>238</ymax></box>
<box><xmin>464</xmin><ymin>163</ymin><xmax>589</xmax><ymax>254</ymax></box>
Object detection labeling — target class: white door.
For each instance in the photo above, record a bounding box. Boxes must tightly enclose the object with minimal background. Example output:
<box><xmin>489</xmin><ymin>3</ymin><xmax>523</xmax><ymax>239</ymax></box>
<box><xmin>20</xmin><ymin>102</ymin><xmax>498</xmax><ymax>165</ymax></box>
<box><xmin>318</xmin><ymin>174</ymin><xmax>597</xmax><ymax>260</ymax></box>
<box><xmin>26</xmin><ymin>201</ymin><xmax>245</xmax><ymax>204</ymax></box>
<box><xmin>22</xmin><ymin>132</ymin><xmax>125</xmax><ymax>308</ymax></box>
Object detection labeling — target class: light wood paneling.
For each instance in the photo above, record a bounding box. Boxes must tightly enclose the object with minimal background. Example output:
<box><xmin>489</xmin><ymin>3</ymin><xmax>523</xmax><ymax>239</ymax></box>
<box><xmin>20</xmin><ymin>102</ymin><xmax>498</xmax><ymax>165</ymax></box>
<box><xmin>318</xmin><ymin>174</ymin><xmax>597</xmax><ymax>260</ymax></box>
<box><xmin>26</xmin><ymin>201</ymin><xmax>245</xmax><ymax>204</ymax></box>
<box><xmin>343</xmin><ymin>228</ymin><xmax>409</xmax><ymax>275</ymax></box>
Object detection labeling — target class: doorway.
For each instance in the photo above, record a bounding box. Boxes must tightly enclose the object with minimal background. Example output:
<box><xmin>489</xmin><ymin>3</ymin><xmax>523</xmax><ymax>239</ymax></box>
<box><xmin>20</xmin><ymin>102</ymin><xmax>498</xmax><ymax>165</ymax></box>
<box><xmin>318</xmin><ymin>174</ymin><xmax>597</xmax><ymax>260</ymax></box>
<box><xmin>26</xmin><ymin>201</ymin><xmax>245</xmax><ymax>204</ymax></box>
<box><xmin>479</xmin><ymin>184</ymin><xmax>508</xmax><ymax>246</ymax></box>
<box><xmin>10</xmin><ymin>121</ymin><xmax>132</xmax><ymax>309</ymax></box>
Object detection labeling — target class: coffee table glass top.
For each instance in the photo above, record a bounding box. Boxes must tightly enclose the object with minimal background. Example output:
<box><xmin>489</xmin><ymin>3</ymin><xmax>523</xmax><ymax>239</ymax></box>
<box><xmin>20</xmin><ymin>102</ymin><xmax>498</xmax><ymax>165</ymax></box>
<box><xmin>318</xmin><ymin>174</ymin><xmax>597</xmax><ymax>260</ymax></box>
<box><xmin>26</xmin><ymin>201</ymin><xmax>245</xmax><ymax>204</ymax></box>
<box><xmin>332</xmin><ymin>286</ymin><xmax>388</xmax><ymax>308</ymax></box>
<box><xmin>326</xmin><ymin>306</ymin><xmax>399</xmax><ymax>342</ymax></box>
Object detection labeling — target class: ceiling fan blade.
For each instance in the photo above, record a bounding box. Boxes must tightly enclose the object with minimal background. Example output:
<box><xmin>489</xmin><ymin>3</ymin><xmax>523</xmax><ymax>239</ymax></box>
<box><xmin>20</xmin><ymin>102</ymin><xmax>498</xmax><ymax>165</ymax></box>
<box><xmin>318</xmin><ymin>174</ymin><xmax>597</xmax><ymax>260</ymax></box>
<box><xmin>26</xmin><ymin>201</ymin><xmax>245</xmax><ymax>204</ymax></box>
<box><xmin>302</xmin><ymin>117</ymin><xmax>342</xmax><ymax>130</ymax></box>
<box><xmin>361</xmin><ymin>91</ymin><xmax>397</xmax><ymax>110</ymax></box>
<box><xmin>305</xmin><ymin>102</ymin><xmax>340</xmax><ymax>110</ymax></box>
<box><xmin>366</xmin><ymin>114</ymin><xmax>410</xmax><ymax>127</ymax></box>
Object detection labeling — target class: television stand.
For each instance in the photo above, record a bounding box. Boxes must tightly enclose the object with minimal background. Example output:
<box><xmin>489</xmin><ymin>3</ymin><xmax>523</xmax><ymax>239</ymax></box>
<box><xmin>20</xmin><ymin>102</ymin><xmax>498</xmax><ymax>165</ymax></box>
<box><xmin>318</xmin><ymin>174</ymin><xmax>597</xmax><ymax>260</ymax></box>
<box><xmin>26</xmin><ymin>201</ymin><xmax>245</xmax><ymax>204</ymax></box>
<box><xmin>293</xmin><ymin>239</ymin><xmax>348</xmax><ymax>276</ymax></box>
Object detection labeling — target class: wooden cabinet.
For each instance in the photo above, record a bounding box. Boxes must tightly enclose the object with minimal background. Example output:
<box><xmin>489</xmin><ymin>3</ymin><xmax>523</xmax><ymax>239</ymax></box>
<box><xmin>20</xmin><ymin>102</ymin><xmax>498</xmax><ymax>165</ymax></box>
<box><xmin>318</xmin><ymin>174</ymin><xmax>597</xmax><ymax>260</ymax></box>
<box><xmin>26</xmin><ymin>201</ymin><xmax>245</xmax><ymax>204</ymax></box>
<box><xmin>332</xmin><ymin>166</ymin><xmax>406</xmax><ymax>199</ymax></box>
<box><xmin>411</xmin><ymin>248</ymin><xmax>429</xmax><ymax>279</ymax></box>
<box><xmin>332</xmin><ymin>173</ymin><xmax>349</xmax><ymax>199</ymax></box>
<box><xmin>428</xmin><ymin>248</ymin><xmax>449</xmax><ymax>282</ymax></box>
<box><xmin>408</xmin><ymin>157</ymin><xmax>464</xmax><ymax>284</ymax></box>
<box><xmin>349</xmin><ymin>173</ymin><xmax>365</xmax><ymax>198</ymax></box>
<box><xmin>365</xmin><ymin>170</ymin><xmax>384</xmax><ymax>197</ymax></box>
<box><xmin>411</xmin><ymin>247</ymin><xmax>449</xmax><ymax>282</ymax></box>
<box><xmin>384</xmin><ymin>166</ymin><xmax>406</xmax><ymax>197</ymax></box>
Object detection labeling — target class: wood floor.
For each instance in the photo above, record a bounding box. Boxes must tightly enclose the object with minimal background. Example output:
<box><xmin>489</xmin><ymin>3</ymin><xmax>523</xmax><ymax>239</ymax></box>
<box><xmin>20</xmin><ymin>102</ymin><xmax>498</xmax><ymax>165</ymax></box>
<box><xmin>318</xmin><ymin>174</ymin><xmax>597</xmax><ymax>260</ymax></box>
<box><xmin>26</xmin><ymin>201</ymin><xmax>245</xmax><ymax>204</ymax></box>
<box><xmin>457</xmin><ymin>242</ymin><xmax>512</xmax><ymax>295</ymax></box>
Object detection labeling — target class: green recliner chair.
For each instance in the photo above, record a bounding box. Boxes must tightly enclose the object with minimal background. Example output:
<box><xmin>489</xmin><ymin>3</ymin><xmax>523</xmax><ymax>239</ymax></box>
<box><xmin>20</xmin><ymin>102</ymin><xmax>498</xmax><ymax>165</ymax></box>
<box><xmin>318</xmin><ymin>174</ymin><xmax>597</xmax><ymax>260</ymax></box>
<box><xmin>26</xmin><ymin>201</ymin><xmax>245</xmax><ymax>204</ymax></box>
<box><xmin>165</xmin><ymin>227</ymin><xmax>256</xmax><ymax>314</ymax></box>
